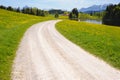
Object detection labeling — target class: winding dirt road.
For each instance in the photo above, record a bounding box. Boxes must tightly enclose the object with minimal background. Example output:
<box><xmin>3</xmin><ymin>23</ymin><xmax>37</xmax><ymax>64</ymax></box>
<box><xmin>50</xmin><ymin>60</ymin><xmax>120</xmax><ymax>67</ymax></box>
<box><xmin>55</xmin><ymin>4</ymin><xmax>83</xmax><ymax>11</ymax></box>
<box><xmin>12</xmin><ymin>20</ymin><xmax>120</xmax><ymax>80</ymax></box>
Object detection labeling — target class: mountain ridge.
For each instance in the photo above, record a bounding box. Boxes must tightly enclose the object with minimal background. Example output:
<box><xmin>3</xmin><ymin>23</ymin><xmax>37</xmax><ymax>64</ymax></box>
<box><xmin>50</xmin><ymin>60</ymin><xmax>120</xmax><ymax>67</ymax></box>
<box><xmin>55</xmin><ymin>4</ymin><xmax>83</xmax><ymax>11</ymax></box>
<box><xmin>79</xmin><ymin>4</ymin><xmax>109</xmax><ymax>12</ymax></box>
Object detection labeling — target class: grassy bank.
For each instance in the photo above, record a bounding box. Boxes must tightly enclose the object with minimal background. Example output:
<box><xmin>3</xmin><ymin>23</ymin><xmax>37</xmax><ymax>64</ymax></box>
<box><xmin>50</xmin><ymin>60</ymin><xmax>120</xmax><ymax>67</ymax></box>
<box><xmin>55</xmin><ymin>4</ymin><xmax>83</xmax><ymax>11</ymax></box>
<box><xmin>0</xmin><ymin>9</ymin><xmax>53</xmax><ymax>80</ymax></box>
<box><xmin>56</xmin><ymin>20</ymin><xmax>120</xmax><ymax>69</ymax></box>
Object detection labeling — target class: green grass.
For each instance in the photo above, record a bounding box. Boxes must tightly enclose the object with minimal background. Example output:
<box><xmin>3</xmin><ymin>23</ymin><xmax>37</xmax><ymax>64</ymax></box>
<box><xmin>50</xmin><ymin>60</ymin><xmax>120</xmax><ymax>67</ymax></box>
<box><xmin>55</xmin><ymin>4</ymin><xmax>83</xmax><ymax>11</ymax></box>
<box><xmin>0</xmin><ymin>9</ymin><xmax>54</xmax><ymax>80</ymax></box>
<box><xmin>59</xmin><ymin>15</ymin><xmax>68</xmax><ymax>20</ymax></box>
<box><xmin>56</xmin><ymin>20</ymin><xmax>120</xmax><ymax>69</ymax></box>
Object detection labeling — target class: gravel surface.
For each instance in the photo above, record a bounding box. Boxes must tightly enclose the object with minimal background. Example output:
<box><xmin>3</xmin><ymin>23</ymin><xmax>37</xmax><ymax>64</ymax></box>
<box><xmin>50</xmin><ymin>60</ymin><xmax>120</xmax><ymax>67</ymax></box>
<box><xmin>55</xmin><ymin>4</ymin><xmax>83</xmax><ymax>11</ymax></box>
<box><xmin>12</xmin><ymin>20</ymin><xmax>120</xmax><ymax>80</ymax></box>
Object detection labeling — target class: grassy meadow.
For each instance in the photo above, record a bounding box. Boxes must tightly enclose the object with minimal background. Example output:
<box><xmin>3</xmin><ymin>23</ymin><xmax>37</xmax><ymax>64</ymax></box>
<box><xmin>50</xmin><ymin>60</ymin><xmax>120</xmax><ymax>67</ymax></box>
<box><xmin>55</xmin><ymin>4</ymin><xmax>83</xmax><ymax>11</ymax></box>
<box><xmin>0</xmin><ymin>9</ymin><xmax>54</xmax><ymax>80</ymax></box>
<box><xmin>56</xmin><ymin>20</ymin><xmax>120</xmax><ymax>69</ymax></box>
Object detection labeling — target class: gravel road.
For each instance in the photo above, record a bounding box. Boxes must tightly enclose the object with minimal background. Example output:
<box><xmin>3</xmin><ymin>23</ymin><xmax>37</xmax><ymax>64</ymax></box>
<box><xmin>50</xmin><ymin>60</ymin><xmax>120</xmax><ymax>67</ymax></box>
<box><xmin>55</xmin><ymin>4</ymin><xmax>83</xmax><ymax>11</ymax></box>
<box><xmin>12</xmin><ymin>20</ymin><xmax>120</xmax><ymax>80</ymax></box>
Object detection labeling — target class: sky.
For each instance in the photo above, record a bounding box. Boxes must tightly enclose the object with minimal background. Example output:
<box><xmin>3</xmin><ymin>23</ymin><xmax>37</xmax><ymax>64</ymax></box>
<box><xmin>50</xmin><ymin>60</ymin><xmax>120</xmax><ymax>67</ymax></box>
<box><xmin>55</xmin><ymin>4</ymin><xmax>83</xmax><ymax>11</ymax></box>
<box><xmin>0</xmin><ymin>0</ymin><xmax>119</xmax><ymax>11</ymax></box>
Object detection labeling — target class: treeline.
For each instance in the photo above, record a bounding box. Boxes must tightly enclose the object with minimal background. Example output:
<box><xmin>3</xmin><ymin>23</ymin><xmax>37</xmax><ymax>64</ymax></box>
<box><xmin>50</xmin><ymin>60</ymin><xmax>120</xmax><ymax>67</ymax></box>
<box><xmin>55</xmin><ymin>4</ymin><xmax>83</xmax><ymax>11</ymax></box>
<box><xmin>102</xmin><ymin>3</ymin><xmax>120</xmax><ymax>26</ymax></box>
<box><xmin>49</xmin><ymin>9</ymin><xmax>64</xmax><ymax>14</ymax></box>
<box><xmin>0</xmin><ymin>5</ymin><xmax>49</xmax><ymax>16</ymax></box>
<box><xmin>90</xmin><ymin>11</ymin><xmax>105</xmax><ymax>19</ymax></box>
<box><xmin>79</xmin><ymin>12</ymin><xmax>102</xmax><ymax>20</ymax></box>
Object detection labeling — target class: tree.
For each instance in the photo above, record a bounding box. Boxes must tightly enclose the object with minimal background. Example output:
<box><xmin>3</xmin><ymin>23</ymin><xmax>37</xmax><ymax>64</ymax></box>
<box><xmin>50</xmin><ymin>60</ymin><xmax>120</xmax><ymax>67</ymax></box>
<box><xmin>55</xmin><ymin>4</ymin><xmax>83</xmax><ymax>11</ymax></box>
<box><xmin>69</xmin><ymin>8</ymin><xmax>79</xmax><ymax>20</ymax></box>
<box><xmin>22</xmin><ymin>8</ymin><xmax>25</xmax><ymax>13</ymax></box>
<box><xmin>44</xmin><ymin>11</ymin><xmax>49</xmax><ymax>16</ymax></box>
<box><xmin>36</xmin><ymin>9</ymin><xmax>39</xmax><ymax>16</ymax></box>
<box><xmin>0</xmin><ymin>5</ymin><xmax>6</xmax><ymax>9</ymax></box>
<box><xmin>32</xmin><ymin>7</ymin><xmax>37</xmax><ymax>15</ymax></box>
<box><xmin>41</xmin><ymin>10</ymin><xmax>45</xmax><ymax>17</ymax></box>
<box><xmin>25</xmin><ymin>8</ymin><xmax>30</xmax><ymax>14</ymax></box>
<box><xmin>72</xmin><ymin>8</ymin><xmax>79</xmax><ymax>18</ymax></box>
<box><xmin>55</xmin><ymin>12</ymin><xmax>59</xmax><ymax>18</ymax></box>
<box><xmin>7</xmin><ymin>6</ymin><xmax>13</xmax><ymax>11</ymax></box>
<box><xmin>16</xmin><ymin>7</ymin><xmax>20</xmax><ymax>12</ymax></box>
<box><xmin>69</xmin><ymin>12</ymin><xmax>73</xmax><ymax>19</ymax></box>
<box><xmin>29</xmin><ymin>8</ymin><xmax>34</xmax><ymax>15</ymax></box>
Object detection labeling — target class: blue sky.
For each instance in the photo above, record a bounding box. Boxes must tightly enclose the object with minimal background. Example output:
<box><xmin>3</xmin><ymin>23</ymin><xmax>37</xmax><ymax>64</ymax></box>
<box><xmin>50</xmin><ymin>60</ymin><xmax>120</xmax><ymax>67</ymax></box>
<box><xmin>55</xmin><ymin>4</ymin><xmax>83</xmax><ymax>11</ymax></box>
<box><xmin>0</xmin><ymin>0</ymin><xmax>119</xmax><ymax>10</ymax></box>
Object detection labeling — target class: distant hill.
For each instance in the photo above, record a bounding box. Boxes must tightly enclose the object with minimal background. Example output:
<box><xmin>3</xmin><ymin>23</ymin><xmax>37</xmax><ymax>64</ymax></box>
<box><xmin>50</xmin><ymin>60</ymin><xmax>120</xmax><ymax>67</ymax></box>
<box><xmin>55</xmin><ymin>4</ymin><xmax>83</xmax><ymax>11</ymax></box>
<box><xmin>79</xmin><ymin>4</ymin><xmax>109</xmax><ymax>13</ymax></box>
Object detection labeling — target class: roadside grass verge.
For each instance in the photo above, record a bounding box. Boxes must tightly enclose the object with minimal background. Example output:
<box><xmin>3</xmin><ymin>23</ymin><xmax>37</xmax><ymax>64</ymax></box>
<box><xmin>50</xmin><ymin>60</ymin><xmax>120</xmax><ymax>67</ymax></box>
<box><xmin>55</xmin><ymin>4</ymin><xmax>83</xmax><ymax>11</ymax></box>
<box><xmin>56</xmin><ymin>20</ymin><xmax>120</xmax><ymax>69</ymax></box>
<box><xmin>59</xmin><ymin>15</ymin><xmax>68</xmax><ymax>20</ymax></box>
<box><xmin>0</xmin><ymin>9</ymin><xmax>54</xmax><ymax>80</ymax></box>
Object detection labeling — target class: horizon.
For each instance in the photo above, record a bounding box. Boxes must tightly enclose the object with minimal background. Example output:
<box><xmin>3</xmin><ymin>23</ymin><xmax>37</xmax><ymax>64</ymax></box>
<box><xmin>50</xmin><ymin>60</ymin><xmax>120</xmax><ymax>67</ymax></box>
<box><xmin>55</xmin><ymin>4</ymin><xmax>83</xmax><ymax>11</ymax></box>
<box><xmin>0</xmin><ymin>0</ymin><xmax>119</xmax><ymax>11</ymax></box>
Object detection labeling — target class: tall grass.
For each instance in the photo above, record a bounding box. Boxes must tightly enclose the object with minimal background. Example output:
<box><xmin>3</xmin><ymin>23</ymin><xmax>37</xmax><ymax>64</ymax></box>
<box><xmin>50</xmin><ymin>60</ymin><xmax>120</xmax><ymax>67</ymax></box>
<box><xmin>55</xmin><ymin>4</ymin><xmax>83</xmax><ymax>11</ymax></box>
<box><xmin>56</xmin><ymin>20</ymin><xmax>120</xmax><ymax>69</ymax></box>
<box><xmin>0</xmin><ymin>9</ymin><xmax>53</xmax><ymax>80</ymax></box>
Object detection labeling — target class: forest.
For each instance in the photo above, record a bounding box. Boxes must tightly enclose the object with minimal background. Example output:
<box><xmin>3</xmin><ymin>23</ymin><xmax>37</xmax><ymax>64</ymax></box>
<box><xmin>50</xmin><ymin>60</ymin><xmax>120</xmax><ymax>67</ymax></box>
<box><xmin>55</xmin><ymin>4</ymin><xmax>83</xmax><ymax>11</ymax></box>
<box><xmin>103</xmin><ymin>3</ymin><xmax>120</xmax><ymax>26</ymax></box>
